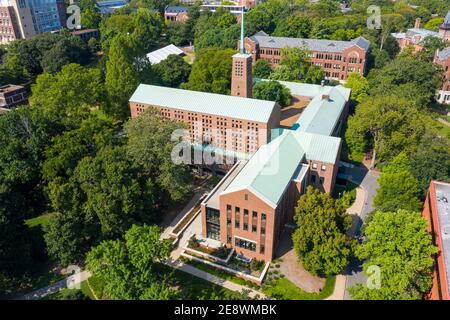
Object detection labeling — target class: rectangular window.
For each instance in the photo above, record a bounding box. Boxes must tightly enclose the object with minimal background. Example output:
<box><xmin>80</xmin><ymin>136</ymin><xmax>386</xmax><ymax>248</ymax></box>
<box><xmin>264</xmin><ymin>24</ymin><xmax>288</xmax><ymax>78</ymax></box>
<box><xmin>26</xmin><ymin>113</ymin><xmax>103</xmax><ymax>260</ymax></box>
<box><xmin>312</xmin><ymin>163</ymin><xmax>318</xmax><ymax>169</ymax></box>
<box><xmin>261</xmin><ymin>213</ymin><xmax>266</xmax><ymax>222</ymax></box>
<box><xmin>206</xmin><ymin>208</ymin><xmax>220</xmax><ymax>240</ymax></box>
<box><xmin>244</xmin><ymin>209</ymin><xmax>248</xmax><ymax>218</ymax></box>
<box><xmin>260</xmin><ymin>244</ymin><xmax>265</xmax><ymax>254</ymax></box>
<box><xmin>244</xmin><ymin>194</ymin><xmax>248</xmax><ymax>201</ymax></box>
<box><xmin>321</xmin><ymin>165</ymin><xmax>326</xmax><ymax>171</ymax></box>
<box><xmin>252</xmin><ymin>225</ymin><xmax>257</xmax><ymax>233</ymax></box>
<box><xmin>235</xmin><ymin>220</ymin><xmax>240</xmax><ymax>229</ymax></box>
<box><xmin>243</xmin><ymin>223</ymin><xmax>248</xmax><ymax>231</ymax></box>
<box><xmin>252</xmin><ymin>211</ymin><xmax>258</xmax><ymax>219</ymax></box>
<box><xmin>311</xmin><ymin>174</ymin><xmax>316</xmax><ymax>183</ymax></box>
<box><xmin>235</xmin><ymin>238</ymin><xmax>256</xmax><ymax>251</ymax></box>
<box><xmin>261</xmin><ymin>227</ymin><xmax>266</xmax><ymax>235</ymax></box>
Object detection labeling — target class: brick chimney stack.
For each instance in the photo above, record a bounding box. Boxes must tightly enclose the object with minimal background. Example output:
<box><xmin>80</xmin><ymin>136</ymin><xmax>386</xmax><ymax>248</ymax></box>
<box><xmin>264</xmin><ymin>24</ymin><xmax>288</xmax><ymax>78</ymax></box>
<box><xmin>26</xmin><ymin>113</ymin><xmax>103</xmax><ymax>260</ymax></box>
<box><xmin>415</xmin><ymin>18</ymin><xmax>421</xmax><ymax>29</ymax></box>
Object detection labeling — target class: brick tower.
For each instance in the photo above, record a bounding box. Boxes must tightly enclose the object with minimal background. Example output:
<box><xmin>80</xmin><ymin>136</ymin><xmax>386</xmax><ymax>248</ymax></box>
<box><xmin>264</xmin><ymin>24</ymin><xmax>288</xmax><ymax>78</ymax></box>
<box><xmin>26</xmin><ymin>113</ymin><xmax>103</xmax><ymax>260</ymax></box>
<box><xmin>231</xmin><ymin>9</ymin><xmax>252</xmax><ymax>98</ymax></box>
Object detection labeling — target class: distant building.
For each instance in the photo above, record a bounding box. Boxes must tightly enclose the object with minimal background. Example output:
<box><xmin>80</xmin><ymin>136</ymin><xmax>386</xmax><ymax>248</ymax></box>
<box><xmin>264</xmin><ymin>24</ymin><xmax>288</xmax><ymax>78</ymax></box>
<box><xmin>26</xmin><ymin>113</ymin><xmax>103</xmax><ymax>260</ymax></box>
<box><xmin>423</xmin><ymin>181</ymin><xmax>450</xmax><ymax>300</ymax></box>
<box><xmin>146</xmin><ymin>44</ymin><xmax>184</xmax><ymax>65</ymax></box>
<box><xmin>70</xmin><ymin>28</ymin><xmax>99</xmax><ymax>42</ymax></box>
<box><xmin>392</xmin><ymin>13</ymin><xmax>450</xmax><ymax>52</ymax></box>
<box><xmin>0</xmin><ymin>84</ymin><xmax>28</xmax><ymax>109</ymax></box>
<box><xmin>242</xmin><ymin>31</ymin><xmax>370</xmax><ymax>81</ymax></box>
<box><xmin>28</xmin><ymin>0</ymin><xmax>62</xmax><ymax>33</ymax></box>
<box><xmin>0</xmin><ymin>5</ymin><xmax>21</xmax><ymax>44</ymax></box>
<box><xmin>164</xmin><ymin>5</ymin><xmax>188</xmax><ymax>22</ymax></box>
<box><xmin>434</xmin><ymin>47</ymin><xmax>450</xmax><ymax>105</ymax></box>
<box><xmin>201</xmin><ymin>4</ymin><xmax>245</xmax><ymax>16</ymax></box>
<box><xmin>1</xmin><ymin>0</ymin><xmax>65</xmax><ymax>41</ymax></box>
<box><xmin>95</xmin><ymin>0</ymin><xmax>127</xmax><ymax>15</ymax></box>
<box><xmin>439</xmin><ymin>10</ymin><xmax>450</xmax><ymax>41</ymax></box>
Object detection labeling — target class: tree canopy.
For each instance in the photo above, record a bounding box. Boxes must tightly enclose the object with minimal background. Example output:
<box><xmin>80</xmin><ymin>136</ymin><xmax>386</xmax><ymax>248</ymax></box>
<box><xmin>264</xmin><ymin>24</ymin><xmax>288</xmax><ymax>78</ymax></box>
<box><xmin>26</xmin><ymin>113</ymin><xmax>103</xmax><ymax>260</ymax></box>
<box><xmin>292</xmin><ymin>186</ymin><xmax>354</xmax><ymax>276</ymax></box>
<box><xmin>349</xmin><ymin>210</ymin><xmax>437</xmax><ymax>300</ymax></box>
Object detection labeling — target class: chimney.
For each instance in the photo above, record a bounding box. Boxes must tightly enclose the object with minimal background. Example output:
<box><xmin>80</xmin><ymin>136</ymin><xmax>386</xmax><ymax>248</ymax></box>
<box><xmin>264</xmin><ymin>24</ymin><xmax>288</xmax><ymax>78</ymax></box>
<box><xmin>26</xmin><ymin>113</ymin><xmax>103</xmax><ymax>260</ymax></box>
<box><xmin>415</xmin><ymin>18</ymin><xmax>421</xmax><ymax>29</ymax></box>
<box><xmin>322</xmin><ymin>94</ymin><xmax>330</xmax><ymax>101</ymax></box>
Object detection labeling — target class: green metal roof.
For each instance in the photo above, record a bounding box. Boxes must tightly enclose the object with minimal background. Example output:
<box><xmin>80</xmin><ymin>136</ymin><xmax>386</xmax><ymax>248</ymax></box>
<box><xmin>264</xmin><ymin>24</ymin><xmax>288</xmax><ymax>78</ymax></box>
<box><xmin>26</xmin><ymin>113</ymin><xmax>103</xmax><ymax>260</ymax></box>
<box><xmin>222</xmin><ymin>130</ymin><xmax>341</xmax><ymax>206</ymax></box>
<box><xmin>129</xmin><ymin>84</ymin><xmax>278</xmax><ymax>123</ymax></box>
<box><xmin>295</xmin><ymin>86</ymin><xmax>348</xmax><ymax>136</ymax></box>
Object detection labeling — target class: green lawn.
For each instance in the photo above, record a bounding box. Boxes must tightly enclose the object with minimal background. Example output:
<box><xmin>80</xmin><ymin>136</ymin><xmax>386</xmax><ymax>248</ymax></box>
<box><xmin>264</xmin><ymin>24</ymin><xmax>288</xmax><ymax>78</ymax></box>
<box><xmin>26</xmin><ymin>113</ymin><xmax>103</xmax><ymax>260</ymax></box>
<box><xmin>333</xmin><ymin>180</ymin><xmax>358</xmax><ymax>208</ymax></box>
<box><xmin>86</xmin><ymin>275</ymin><xmax>105</xmax><ymax>299</ymax></box>
<box><xmin>262</xmin><ymin>276</ymin><xmax>336</xmax><ymax>300</ymax></box>
<box><xmin>25</xmin><ymin>212</ymin><xmax>56</xmax><ymax>228</ymax></box>
<box><xmin>17</xmin><ymin>213</ymin><xmax>63</xmax><ymax>293</ymax></box>
<box><xmin>155</xmin><ymin>263</ymin><xmax>246</xmax><ymax>299</ymax></box>
<box><xmin>435</xmin><ymin>120</ymin><xmax>450</xmax><ymax>139</ymax></box>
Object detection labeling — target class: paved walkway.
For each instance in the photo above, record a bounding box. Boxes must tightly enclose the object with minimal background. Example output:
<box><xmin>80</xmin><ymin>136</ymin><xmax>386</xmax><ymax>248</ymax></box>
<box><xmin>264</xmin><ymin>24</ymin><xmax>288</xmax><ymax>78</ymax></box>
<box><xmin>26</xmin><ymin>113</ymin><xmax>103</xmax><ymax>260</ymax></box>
<box><xmin>325</xmin><ymin>275</ymin><xmax>347</xmax><ymax>300</ymax></box>
<box><xmin>166</xmin><ymin>259</ymin><xmax>266</xmax><ymax>299</ymax></box>
<box><xmin>19</xmin><ymin>271</ymin><xmax>91</xmax><ymax>300</ymax></box>
<box><xmin>275</xmin><ymin>228</ymin><xmax>325</xmax><ymax>293</ymax></box>
<box><xmin>437</xmin><ymin>117</ymin><xmax>450</xmax><ymax>127</ymax></box>
<box><xmin>342</xmin><ymin>166</ymin><xmax>380</xmax><ymax>300</ymax></box>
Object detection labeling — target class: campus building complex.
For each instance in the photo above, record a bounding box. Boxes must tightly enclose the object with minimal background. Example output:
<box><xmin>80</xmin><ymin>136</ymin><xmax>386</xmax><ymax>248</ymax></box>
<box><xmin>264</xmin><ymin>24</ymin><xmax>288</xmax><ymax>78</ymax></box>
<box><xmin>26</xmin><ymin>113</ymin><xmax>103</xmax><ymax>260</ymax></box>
<box><xmin>129</xmin><ymin>11</ymin><xmax>351</xmax><ymax>263</ymax></box>
<box><xmin>423</xmin><ymin>181</ymin><xmax>450</xmax><ymax>300</ymax></box>
<box><xmin>241</xmin><ymin>31</ymin><xmax>370</xmax><ymax>81</ymax></box>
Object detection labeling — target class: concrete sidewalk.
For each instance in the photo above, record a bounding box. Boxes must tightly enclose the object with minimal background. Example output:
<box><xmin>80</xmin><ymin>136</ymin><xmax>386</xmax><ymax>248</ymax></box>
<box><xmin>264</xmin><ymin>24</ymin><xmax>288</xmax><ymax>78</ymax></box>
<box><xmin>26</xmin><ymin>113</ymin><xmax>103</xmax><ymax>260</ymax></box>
<box><xmin>19</xmin><ymin>270</ymin><xmax>91</xmax><ymax>300</ymax></box>
<box><xmin>166</xmin><ymin>259</ymin><xmax>266</xmax><ymax>299</ymax></box>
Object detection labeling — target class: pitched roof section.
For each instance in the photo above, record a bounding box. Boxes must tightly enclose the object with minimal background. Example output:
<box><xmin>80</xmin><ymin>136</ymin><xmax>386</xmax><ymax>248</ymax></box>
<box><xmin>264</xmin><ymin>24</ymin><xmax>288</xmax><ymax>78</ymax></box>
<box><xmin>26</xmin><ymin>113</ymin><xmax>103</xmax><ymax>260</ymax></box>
<box><xmin>273</xmin><ymin>80</ymin><xmax>351</xmax><ymax>101</ymax></box>
<box><xmin>222</xmin><ymin>131</ymin><xmax>306</xmax><ymax>207</ymax></box>
<box><xmin>443</xmin><ymin>10</ymin><xmax>450</xmax><ymax>27</ymax></box>
<box><xmin>294</xmin><ymin>86</ymin><xmax>348</xmax><ymax>136</ymax></box>
<box><xmin>249</xmin><ymin>32</ymin><xmax>370</xmax><ymax>53</ymax></box>
<box><xmin>437</xmin><ymin>47</ymin><xmax>450</xmax><ymax>61</ymax></box>
<box><xmin>222</xmin><ymin>130</ymin><xmax>341</xmax><ymax>206</ymax></box>
<box><xmin>165</xmin><ymin>5</ymin><xmax>188</xmax><ymax>13</ymax></box>
<box><xmin>146</xmin><ymin>44</ymin><xmax>184</xmax><ymax>65</ymax></box>
<box><xmin>129</xmin><ymin>84</ymin><xmax>279</xmax><ymax>123</ymax></box>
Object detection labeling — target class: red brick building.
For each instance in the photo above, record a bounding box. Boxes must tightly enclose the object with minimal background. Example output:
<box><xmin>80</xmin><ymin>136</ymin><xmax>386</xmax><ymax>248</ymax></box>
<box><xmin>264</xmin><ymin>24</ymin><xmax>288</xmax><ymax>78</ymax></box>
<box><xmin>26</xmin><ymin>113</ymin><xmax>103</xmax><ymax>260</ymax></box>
<box><xmin>0</xmin><ymin>84</ymin><xmax>28</xmax><ymax>109</ymax></box>
<box><xmin>422</xmin><ymin>181</ymin><xmax>450</xmax><ymax>300</ymax></box>
<box><xmin>164</xmin><ymin>5</ymin><xmax>189</xmax><ymax>22</ymax></box>
<box><xmin>129</xmin><ymin>84</ymin><xmax>280</xmax><ymax>157</ymax></box>
<box><xmin>200</xmin><ymin>82</ymin><xmax>350</xmax><ymax>261</ymax></box>
<box><xmin>241</xmin><ymin>31</ymin><xmax>370</xmax><ymax>81</ymax></box>
<box><xmin>435</xmin><ymin>47</ymin><xmax>450</xmax><ymax>104</ymax></box>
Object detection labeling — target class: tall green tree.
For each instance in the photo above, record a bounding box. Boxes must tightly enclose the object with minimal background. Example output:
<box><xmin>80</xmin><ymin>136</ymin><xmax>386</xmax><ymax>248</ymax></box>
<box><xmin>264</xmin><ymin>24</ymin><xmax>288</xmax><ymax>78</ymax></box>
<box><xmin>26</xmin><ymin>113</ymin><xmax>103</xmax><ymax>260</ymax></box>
<box><xmin>409</xmin><ymin>134</ymin><xmax>450</xmax><ymax>196</ymax></box>
<box><xmin>253</xmin><ymin>80</ymin><xmax>292</xmax><ymax>107</ymax></box>
<box><xmin>344</xmin><ymin>72</ymin><xmax>369</xmax><ymax>103</ymax></box>
<box><xmin>252</xmin><ymin>59</ymin><xmax>273</xmax><ymax>79</ymax></box>
<box><xmin>181</xmin><ymin>48</ymin><xmax>234</xmax><ymax>94</ymax></box>
<box><xmin>86</xmin><ymin>224</ymin><xmax>176</xmax><ymax>300</ymax></box>
<box><xmin>105</xmin><ymin>34</ymin><xmax>140</xmax><ymax>120</ymax></box>
<box><xmin>349</xmin><ymin>210</ymin><xmax>437</xmax><ymax>300</ymax></box>
<box><xmin>345</xmin><ymin>95</ymin><xmax>433</xmax><ymax>166</ymax></box>
<box><xmin>373</xmin><ymin>153</ymin><xmax>422</xmax><ymax>212</ymax></box>
<box><xmin>270</xmin><ymin>47</ymin><xmax>324</xmax><ymax>84</ymax></box>
<box><xmin>31</xmin><ymin>63</ymin><xmax>105</xmax><ymax>128</ymax></box>
<box><xmin>292</xmin><ymin>186</ymin><xmax>354</xmax><ymax>276</ymax></box>
<box><xmin>124</xmin><ymin>108</ymin><xmax>192</xmax><ymax>202</ymax></box>
<box><xmin>153</xmin><ymin>54</ymin><xmax>191</xmax><ymax>88</ymax></box>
